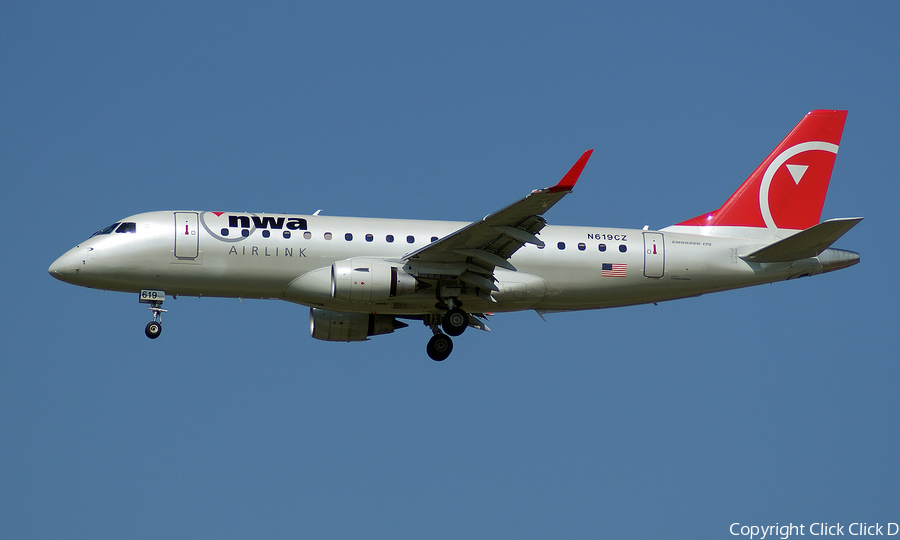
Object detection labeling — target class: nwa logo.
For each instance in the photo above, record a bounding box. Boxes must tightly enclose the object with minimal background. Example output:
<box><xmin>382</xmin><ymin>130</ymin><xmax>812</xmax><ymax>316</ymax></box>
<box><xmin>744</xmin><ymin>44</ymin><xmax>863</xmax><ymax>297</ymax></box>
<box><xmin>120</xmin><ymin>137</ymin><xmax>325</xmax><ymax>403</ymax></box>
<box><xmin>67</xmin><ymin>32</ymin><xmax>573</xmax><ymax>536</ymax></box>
<box><xmin>759</xmin><ymin>141</ymin><xmax>838</xmax><ymax>230</ymax></box>
<box><xmin>200</xmin><ymin>211</ymin><xmax>308</xmax><ymax>242</ymax></box>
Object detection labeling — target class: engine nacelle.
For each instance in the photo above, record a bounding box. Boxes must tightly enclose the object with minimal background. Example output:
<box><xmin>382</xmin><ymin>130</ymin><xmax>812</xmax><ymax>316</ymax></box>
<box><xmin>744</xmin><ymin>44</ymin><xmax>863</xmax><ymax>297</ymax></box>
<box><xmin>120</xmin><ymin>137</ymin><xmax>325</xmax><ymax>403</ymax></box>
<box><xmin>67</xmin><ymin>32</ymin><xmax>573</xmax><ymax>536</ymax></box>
<box><xmin>309</xmin><ymin>308</ymin><xmax>408</xmax><ymax>342</ymax></box>
<box><xmin>331</xmin><ymin>258</ymin><xmax>417</xmax><ymax>303</ymax></box>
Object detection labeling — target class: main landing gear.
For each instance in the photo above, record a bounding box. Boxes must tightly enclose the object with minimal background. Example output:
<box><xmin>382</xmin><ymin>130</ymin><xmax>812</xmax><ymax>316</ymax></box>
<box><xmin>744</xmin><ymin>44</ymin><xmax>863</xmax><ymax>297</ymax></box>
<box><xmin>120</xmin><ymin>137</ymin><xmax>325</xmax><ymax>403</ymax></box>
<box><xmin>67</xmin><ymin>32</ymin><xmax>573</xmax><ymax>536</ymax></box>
<box><xmin>139</xmin><ymin>289</ymin><xmax>167</xmax><ymax>339</ymax></box>
<box><xmin>442</xmin><ymin>307</ymin><xmax>469</xmax><ymax>336</ymax></box>
<box><xmin>426</xmin><ymin>332</ymin><xmax>453</xmax><ymax>361</ymax></box>
<box><xmin>425</xmin><ymin>306</ymin><xmax>474</xmax><ymax>361</ymax></box>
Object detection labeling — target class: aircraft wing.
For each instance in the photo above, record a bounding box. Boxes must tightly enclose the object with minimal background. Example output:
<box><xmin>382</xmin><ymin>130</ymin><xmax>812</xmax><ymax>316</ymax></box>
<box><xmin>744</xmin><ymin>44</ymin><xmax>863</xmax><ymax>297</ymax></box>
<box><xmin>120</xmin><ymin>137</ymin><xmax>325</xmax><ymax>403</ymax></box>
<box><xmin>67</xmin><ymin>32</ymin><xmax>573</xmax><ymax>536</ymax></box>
<box><xmin>402</xmin><ymin>150</ymin><xmax>592</xmax><ymax>295</ymax></box>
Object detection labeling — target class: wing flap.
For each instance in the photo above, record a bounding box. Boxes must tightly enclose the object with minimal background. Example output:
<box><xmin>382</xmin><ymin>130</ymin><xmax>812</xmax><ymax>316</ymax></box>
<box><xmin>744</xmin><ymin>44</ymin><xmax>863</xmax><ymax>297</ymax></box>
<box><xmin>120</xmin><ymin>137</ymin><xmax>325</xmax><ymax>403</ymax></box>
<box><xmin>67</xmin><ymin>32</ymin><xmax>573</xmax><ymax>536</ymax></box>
<box><xmin>490</xmin><ymin>225</ymin><xmax>546</xmax><ymax>247</ymax></box>
<box><xmin>459</xmin><ymin>270</ymin><xmax>499</xmax><ymax>291</ymax></box>
<box><xmin>453</xmin><ymin>249</ymin><xmax>517</xmax><ymax>271</ymax></box>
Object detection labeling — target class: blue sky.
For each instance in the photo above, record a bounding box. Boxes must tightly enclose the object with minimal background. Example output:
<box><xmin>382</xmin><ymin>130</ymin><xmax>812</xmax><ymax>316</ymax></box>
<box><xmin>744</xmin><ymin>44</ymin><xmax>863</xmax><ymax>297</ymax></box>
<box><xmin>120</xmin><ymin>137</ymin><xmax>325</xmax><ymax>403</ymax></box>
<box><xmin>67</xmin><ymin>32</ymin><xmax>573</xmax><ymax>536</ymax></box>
<box><xmin>2</xmin><ymin>1</ymin><xmax>898</xmax><ymax>538</ymax></box>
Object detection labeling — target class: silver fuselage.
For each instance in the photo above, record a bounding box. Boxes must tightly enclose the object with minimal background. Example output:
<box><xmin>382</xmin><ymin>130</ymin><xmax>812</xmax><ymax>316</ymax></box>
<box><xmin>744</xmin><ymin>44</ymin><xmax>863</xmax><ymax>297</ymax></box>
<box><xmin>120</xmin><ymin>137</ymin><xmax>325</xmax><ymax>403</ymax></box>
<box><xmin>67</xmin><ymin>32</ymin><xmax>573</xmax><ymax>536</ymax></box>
<box><xmin>48</xmin><ymin>211</ymin><xmax>854</xmax><ymax>315</ymax></box>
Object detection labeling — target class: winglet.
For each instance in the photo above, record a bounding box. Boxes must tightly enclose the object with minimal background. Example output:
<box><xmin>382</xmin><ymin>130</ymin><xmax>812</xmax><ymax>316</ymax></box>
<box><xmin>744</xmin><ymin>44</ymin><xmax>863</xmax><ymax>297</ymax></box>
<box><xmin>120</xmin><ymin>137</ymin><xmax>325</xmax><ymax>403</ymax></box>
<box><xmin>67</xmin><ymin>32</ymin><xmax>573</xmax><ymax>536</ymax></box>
<box><xmin>547</xmin><ymin>149</ymin><xmax>593</xmax><ymax>193</ymax></box>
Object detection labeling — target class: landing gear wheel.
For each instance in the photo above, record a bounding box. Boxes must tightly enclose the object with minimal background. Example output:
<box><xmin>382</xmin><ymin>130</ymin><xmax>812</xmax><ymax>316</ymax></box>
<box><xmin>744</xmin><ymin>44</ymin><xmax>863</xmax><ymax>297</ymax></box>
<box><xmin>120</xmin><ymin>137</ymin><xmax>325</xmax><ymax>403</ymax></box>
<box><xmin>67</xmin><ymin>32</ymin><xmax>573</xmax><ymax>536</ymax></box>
<box><xmin>426</xmin><ymin>334</ymin><xmax>453</xmax><ymax>361</ymax></box>
<box><xmin>145</xmin><ymin>321</ymin><xmax>162</xmax><ymax>339</ymax></box>
<box><xmin>141</xmin><ymin>292</ymin><xmax>167</xmax><ymax>340</ymax></box>
<box><xmin>442</xmin><ymin>308</ymin><xmax>469</xmax><ymax>337</ymax></box>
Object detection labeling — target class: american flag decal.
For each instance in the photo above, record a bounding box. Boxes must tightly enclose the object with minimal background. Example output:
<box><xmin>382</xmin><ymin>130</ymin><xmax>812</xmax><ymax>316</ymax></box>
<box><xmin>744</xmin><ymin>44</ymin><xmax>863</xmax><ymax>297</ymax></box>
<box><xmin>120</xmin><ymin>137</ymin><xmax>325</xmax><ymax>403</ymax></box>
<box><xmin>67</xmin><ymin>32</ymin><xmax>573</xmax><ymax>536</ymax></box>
<box><xmin>601</xmin><ymin>263</ymin><xmax>627</xmax><ymax>277</ymax></box>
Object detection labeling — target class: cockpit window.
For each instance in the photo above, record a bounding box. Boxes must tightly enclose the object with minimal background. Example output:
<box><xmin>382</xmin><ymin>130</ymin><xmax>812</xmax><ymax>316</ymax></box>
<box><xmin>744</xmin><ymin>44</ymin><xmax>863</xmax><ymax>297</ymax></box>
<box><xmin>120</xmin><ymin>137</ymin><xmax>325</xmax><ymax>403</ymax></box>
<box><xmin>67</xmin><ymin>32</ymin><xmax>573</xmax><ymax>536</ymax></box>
<box><xmin>115</xmin><ymin>222</ymin><xmax>136</xmax><ymax>233</ymax></box>
<box><xmin>91</xmin><ymin>222</ymin><xmax>120</xmax><ymax>237</ymax></box>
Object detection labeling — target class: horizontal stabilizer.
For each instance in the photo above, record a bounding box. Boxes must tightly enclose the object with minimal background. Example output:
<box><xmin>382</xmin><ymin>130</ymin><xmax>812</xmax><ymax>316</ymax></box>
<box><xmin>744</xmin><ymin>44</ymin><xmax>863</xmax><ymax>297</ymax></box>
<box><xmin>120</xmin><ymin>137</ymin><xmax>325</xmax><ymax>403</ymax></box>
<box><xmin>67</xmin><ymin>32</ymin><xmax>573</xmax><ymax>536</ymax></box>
<box><xmin>741</xmin><ymin>217</ymin><xmax>863</xmax><ymax>263</ymax></box>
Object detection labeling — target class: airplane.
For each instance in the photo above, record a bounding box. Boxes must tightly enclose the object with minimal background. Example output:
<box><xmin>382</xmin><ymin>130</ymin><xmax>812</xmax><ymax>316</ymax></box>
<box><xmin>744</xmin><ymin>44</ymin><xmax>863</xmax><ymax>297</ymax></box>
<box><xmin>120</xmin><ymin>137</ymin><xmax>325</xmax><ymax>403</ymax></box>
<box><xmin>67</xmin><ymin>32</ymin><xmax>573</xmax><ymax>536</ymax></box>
<box><xmin>49</xmin><ymin>110</ymin><xmax>861</xmax><ymax>361</ymax></box>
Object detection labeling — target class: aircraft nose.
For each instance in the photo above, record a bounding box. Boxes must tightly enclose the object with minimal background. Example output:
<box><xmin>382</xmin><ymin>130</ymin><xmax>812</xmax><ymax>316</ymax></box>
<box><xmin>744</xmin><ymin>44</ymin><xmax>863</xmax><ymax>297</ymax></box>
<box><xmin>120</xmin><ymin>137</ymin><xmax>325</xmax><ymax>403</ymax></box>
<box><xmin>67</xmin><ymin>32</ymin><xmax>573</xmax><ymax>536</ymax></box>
<box><xmin>48</xmin><ymin>250</ymin><xmax>79</xmax><ymax>283</ymax></box>
<box><xmin>48</xmin><ymin>254</ymin><xmax>68</xmax><ymax>281</ymax></box>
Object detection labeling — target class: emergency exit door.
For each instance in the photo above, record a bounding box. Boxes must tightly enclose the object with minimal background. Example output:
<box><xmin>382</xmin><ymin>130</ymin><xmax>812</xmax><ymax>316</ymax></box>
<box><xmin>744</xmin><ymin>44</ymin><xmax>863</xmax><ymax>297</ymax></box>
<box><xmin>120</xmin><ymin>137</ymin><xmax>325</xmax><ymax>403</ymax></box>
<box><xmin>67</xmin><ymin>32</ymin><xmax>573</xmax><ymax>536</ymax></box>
<box><xmin>174</xmin><ymin>212</ymin><xmax>199</xmax><ymax>259</ymax></box>
<box><xmin>643</xmin><ymin>232</ymin><xmax>664</xmax><ymax>278</ymax></box>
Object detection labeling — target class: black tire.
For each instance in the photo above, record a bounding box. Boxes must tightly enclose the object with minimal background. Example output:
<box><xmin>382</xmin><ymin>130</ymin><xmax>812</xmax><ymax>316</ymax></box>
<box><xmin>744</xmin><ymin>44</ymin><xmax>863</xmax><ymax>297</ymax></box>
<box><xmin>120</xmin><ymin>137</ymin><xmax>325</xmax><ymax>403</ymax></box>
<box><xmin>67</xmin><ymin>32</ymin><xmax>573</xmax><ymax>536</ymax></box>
<box><xmin>442</xmin><ymin>308</ymin><xmax>469</xmax><ymax>337</ymax></box>
<box><xmin>426</xmin><ymin>334</ymin><xmax>453</xmax><ymax>361</ymax></box>
<box><xmin>145</xmin><ymin>321</ymin><xmax>162</xmax><ymax>339</ymax></box>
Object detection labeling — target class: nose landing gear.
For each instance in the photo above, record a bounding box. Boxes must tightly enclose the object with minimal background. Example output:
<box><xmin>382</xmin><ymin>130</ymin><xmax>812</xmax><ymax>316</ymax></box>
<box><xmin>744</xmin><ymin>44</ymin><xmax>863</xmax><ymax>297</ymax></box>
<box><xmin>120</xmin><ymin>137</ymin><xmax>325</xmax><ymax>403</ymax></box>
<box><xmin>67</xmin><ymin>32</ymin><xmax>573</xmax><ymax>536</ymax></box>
<box><xmin>145</xmin><ymin>319</ymin><xmax>163</xmax><ymax>339</ymax></box>
<box><xmin>139</xmin><ymin>289</ymin><xmax>167</xmax><ymax>339</ymax></box>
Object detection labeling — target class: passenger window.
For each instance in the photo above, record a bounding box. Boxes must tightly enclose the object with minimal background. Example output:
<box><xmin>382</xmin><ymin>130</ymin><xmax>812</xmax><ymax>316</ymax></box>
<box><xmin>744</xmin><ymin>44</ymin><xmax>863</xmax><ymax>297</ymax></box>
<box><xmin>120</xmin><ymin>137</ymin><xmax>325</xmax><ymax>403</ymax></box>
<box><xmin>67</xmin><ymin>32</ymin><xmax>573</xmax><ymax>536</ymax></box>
<box><xmin>345</xmin><ymin>233</ymin><xmax>353</xmax><ymax>241</ymax></box>
<box><xmin>578</xmin><ymin>243</ymin><xmax>586</xmax><ymax>251</ymax></box>
<box><xmin>303</xmin><ymin>232</ymin><xmax>312</xmax><ymax>239</ymax></box>
<box><xmin>262</xmin><ymin>230</ymin><xmax>271</xmax><ymax>238</ymax></box>
<box><xmin>386</xmin><ymin>235</ymin><xmax>394</xmax><ymax>243</ymax></box>
<box><xmin>283</xmin><ymin>231</ymin><xmax>291</xmax><ymax>239</ymax></box>
<box><xmin>365</xmin><ymin>234</ymin><xmax>373</xmax><ymax>242</ymax></box>
<box><xmin>557</xmin><ymin>242</ymin><xmax>566</xmax><ymax>250</ymax></box>
<box><xmin>115</xmin><ymin>222</ymin><xmax>136</xmax><ymax>233</ymax></box>
<box><xmin>619</xmin><ymin>244</ymin><xmax>627</xmax><ymax>253</ymax></box>
<box><xmin>324</xmin><ymin>232</ymin><xmax>333</xmax><ymax>240</ymax></box>
<box><xmin>598</xmin><ymin>244</ymin><xmax>607</xmax><ymax>252</ymax></box>
<box><xmin>407</xmin><ymin>235</ymin><xmax>415</xmax><ymax>244</ymax></box>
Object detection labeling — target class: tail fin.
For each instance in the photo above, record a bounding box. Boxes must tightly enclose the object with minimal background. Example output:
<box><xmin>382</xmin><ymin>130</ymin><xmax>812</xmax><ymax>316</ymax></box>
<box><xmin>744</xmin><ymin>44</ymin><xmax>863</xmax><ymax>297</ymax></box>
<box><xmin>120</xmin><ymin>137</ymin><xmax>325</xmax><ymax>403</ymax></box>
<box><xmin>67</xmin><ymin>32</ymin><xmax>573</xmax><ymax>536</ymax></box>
<box><xmin>676</xmin><ymin>110</ymin><xmax>847</xmax><ymax>231</ymax></box>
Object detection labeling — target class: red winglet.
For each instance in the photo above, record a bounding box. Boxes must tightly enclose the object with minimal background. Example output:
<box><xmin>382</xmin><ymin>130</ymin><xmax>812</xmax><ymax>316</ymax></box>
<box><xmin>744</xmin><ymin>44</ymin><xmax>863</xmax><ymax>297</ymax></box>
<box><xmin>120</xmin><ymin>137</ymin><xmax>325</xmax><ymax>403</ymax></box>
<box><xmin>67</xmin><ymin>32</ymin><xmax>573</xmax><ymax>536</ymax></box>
<box><xmin>547</xmin><ymin>149</ymin><xmax>593</xmax><ymax>193</ymax></box>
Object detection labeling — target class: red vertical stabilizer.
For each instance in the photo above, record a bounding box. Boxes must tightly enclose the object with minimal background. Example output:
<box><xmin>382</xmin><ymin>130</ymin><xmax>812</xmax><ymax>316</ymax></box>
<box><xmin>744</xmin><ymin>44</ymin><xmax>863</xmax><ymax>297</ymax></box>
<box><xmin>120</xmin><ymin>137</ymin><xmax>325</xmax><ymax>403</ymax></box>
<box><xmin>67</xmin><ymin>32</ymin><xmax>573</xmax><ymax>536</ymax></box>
<box><xmin>677</xmin><ymin>110</ymin><xmax>847</xmax><ymax>230</ymax></box>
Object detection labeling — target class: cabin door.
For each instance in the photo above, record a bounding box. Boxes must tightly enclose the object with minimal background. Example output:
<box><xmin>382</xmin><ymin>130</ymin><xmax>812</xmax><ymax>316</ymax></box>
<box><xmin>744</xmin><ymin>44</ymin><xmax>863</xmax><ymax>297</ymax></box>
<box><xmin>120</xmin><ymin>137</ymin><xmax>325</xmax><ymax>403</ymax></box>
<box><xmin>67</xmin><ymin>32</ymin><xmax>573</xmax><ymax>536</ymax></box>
<box><xmin>643</xmin><ymin>232</ymin><xmax>664</xmax><ymax>278</ymax></box>
<box><xmin>174</xmin><ymin>212</ymin><xmax>199</xmax><ymax>259</ymax></box>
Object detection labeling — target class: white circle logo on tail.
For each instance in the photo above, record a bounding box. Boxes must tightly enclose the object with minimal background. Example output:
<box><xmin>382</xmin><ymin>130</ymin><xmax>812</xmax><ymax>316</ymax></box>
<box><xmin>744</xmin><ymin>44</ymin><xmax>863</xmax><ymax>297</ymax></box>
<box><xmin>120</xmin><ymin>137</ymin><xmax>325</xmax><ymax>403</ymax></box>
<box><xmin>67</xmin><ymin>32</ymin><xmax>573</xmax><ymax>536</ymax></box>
<box><xmin>759</xmin><ymin>141</ymin><xmax>838</xmax><ymax>229</ymax></box>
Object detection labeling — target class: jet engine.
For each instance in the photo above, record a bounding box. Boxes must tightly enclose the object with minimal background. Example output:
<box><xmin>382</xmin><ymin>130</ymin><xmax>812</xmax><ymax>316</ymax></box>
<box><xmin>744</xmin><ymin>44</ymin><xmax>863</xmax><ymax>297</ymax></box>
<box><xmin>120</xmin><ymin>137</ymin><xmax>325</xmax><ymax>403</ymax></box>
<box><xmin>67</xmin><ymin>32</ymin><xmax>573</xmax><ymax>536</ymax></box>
<box><xmin>331</xmin><ymin>258</ymin><xmax>417</xmax><ymax>303</ymax></box>
<box><xmin>309</xmin><ymin>308</ymin><xmax>408</xmax><ymax>342</ymax></box>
